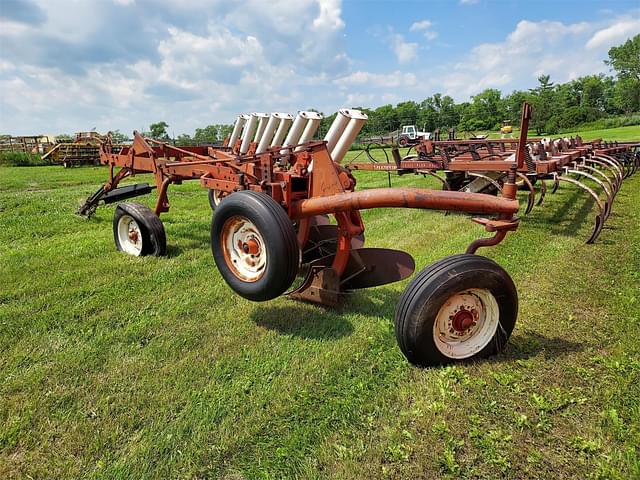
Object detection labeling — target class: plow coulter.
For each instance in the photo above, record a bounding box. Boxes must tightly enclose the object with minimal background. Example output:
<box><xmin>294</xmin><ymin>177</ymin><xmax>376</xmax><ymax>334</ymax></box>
<box><xmin>348</xmin><ymin>104</ymin><xmax>639</xmax><ymax>244</ymax></box>
<box><xmin>79</xmin><ymin>108</ymin><xmax>529</xmax><ymax>367</ymax></box>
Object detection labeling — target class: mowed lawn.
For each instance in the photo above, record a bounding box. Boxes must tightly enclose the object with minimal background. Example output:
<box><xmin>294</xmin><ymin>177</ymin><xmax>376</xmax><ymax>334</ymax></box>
<box><xmin>1</xmin><ymin>147</ymin><xmax>639</xmax><ymax>479</ymax></box>
<box><xmin>482</xmin><ymin>124</ymin><xmax>640</xmax><ymax>142</ymax></box>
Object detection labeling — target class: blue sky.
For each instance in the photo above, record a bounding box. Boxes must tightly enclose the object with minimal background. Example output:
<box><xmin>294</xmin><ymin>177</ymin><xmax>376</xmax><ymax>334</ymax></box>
<box><xmin>0</xmin><ymin>0</ymin><xmax>638</xmax><ymax>135</ymax></box>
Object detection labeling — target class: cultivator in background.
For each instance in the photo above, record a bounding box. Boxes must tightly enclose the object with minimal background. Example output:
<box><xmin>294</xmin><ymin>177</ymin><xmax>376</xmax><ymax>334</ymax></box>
<box><xmin>77</xmin><ymin>106</ymin><xmax>541</xmax><ymax>367</ymax></box>
<box><xmin>348</xmin><ymin>106</ymin><xmax>638</xmax><ymax>243</ymax></box>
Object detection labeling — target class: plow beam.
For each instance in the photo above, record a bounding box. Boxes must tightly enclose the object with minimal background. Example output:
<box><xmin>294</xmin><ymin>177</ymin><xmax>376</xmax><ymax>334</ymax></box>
<box><xmin>289</xmin><ymin>188</ymin><xmax>519</xmax><ymax>219</ymax></box>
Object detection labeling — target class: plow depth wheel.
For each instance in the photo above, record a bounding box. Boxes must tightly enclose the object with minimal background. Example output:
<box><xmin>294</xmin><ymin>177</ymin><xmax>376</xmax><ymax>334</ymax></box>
<box><xmin>211</xmin><ymin>191</ymin><xmax>299</xmax><ymax>302</ymax></box>
<box><xmin>395</xmin><ymin>254</ymin><xmax>517</xmax><ymax>366</ymax></box>
<box><xmin>113</xmin><ymin>203</ymin><xmax>167</xmax><ymax>257</ymax></box>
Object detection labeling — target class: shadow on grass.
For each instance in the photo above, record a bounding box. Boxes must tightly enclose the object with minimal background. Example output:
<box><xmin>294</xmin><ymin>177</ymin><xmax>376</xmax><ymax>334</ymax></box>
<box><xmin>501</xmin><ymin>330</ymin><xmax>584</xmax><ymax>361</ymax></box>
<box><xmin>531</xmin><ymin>187</ymin><xmax>600</xmax><ymax>240</ymax></box>
<box><xmin>251</xmin><ymin>305</ymin><xmax>355</xmax><ymax>340</ymax></box>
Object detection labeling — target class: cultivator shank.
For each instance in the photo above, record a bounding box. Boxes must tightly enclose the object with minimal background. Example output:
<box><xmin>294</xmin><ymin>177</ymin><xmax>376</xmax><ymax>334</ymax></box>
<box><xmin>348</xmin><ymin>105</ymin><xmax>638</xmax><ymax>244</ymax></box>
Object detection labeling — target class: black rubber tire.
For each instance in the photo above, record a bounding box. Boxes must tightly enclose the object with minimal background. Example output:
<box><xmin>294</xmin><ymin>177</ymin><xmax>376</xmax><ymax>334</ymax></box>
<box><xmin>398</xmin><ymin>136</ymin><xmax>409</xmax><ymax>147</ymax></box>
<box><xmin>113</xmin><ymin>202</ymin><xmax>167</xmax><ymax>257</ymax></box>
<box><xmin>395</xmin><ymin>254</ymin><xmax>518</xmax><ymax>367</ymax></box>
<box><xmin>211</xmin><ymin>191</ymin><xmax>299</xmax><ymax>302</ymax></box>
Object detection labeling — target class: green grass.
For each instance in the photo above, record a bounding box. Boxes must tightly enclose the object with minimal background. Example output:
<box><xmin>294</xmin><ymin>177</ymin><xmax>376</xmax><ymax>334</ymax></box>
<box><xmin>1</xmin><ymin>155</ymin><xmax>639</xmax><ymax>478</ymax></box>
<box><xmin>475</xmin><ymin>124</ymin><xmax>640</xmax><ymax>141</ymax></box>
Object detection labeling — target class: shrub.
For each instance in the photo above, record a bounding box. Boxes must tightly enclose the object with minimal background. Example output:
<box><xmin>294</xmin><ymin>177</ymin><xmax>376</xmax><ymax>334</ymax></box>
<box><xmin>0</xmin><ymin>151</ymin><xmax>50</xmax><ymax>166</ymax></box>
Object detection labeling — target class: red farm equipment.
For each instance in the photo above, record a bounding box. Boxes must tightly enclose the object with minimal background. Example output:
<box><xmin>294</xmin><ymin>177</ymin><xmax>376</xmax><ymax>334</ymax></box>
<box><xmin>347</xmin><ymin>104</ymin><xmax>638</xmax><ymax>244</ymax></box>
<box><xmin>78</xmin><ymin>106</ymin><xmax>538</xmax><ymax>367</ymax></box>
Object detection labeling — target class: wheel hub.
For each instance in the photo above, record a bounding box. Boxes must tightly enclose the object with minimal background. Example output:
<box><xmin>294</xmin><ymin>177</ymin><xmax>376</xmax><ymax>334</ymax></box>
<box><xmin>451</xmin><ymin>309</ymin><xmax>476</xmax><ymax>332</ymax></box>
<box><xmin>116</xmin><ymin>214</ymin><xmax>143</xmax><ymax>256</ymax></box>
<box><xmin>222</xmin><ymin>216</ymin><xmax>267</xmax><ymax>282</ymax></box>
<box><xmin>128</xmin><ymin>228</ymin><xmax>139</xmax><ymax>243</ymax></box>
<box><xmin>432</xmin><ymin>288</ymin><xmax>500</xmax><ymax>359</ymax></box>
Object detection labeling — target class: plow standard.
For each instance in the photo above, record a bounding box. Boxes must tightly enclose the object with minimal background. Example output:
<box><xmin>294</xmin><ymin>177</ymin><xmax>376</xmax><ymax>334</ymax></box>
<box><xmin>80</xmin><ymin>103</ymin><xmax>592</xmax><ymax>366</ymax></box>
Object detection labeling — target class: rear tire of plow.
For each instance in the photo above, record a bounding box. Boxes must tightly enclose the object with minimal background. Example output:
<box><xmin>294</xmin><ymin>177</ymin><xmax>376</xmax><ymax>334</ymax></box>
<box><xmin>113</xmin><ymin>202</ymin><xmax>167</xmax><ymax>257</ymax></box>
<box><xmin>211</xmin><ymin>191</ymin><xmax>299</xmax><ymax>302</ymax></box>
<box><xmin>395</xmin><ymin>254</ymin><xmax>517</xmax><ymax>367</ymax></box>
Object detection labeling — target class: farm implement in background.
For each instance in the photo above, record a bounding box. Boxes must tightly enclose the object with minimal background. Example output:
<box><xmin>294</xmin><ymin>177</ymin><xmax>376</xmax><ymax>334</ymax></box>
<box><xmin>77</xmin><ymin>107</ymin><xmax>535</xmax><ymax>367</ymax></box>
<box><xmin>347</xmin><ymin>104</ymin><xmax>639</xmax><ymax>244</ymax></box>
<box><xmin>42</xmin><ymin>132</ymin><xmax>126</xmax><ymax>168</ymax></box>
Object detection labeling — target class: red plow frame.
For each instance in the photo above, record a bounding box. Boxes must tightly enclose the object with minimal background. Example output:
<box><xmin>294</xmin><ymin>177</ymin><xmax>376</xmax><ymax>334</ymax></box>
<box><xmin>78</xmin><ymin>105</ymin><xmax>535</xmax><ymax>367</ymax></box>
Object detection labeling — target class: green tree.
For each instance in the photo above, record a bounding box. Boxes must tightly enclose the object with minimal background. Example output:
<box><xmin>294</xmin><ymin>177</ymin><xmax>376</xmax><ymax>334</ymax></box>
<box><xmin>175</xmin><ymin>134</ymin><xmax>194</xmax><ymax>146</ymax></box>
<box><xmin>529</xmin><ymin>75</ymin><xmax>557</xmax><ymax>135</ymax></box>
<box><xmin>149</xmin><ymin>121</ymin><xmax>169</xmax><ymax>141</ymax></box>
<box><xmin>606</xmin><ymin>35</ymin><xmax>640</xmax><ymax>113</ymax></box>
<box><xmin>606</xmin><ymin>34</ymin><xmax>640</xmax><ymax>81</ymax></box>
<box><xmin>459</xmin><ymin>89</ymin><xmax>505</xmax><ymax>131</ymax></box>
<box><xmin>614</xmin><ymin>77</ymin><xmax>640</xmax><ymax>113</ymax></box>
<box><xmin>109</xmin><ymin>130</ymin><xmax>129</xmax><ymax>144</ymax></box>
<box><xmin>55</xmin><ymin>133</ymin><xmax>73</xmax><ymax>143</ymax></box>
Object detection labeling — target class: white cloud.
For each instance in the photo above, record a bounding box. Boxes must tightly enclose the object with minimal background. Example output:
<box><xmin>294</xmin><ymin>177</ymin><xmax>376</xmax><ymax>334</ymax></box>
<box><xmin>409</xmin><ymin>19</ymin><xmax>438</xmax><ymax>40</ymax></box>
<box><xmin>439</xmin><ymin>18</ymin><xmax>612</xmax><ymax>98</ymax></box>
<box><xmin>391</xmin><ymin>34</ymin><xmax>418</xmax><ymax>64</ymax></box>
<box><xmin>410</xmin><ymin>20</ymin><xmax>432</xmax><ymax>32</ymax></box>
<box><xmin>0</xmin><ymin>0</ymin><xmax>349</xmax><ymax>134</ymax></box>
<box><xmin>586</xmin><ymin>18</ymin><xmax>640</xmax><ymax>49</ymax></box>
<box><xmin>313</xmin><ymin>0</ymin><xmax>345</xmax><ymax>30</ymax></box>
<box><xmin>459</xmin><ymin>0</ymin><xmax>479</xmax><ymax>5</ymax></box>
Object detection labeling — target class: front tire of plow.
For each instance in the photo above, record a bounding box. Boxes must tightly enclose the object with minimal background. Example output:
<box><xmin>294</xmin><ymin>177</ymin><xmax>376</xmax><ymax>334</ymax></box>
<box><xmin>395</xmin><ymin>254</ymin><xmax>517</xmax><ymax>367</ymax></box>
<box><xmin>211</xmin><ymin>191</ymin><xmax>300</xmax><ymax>302</ymax></box>
<box><xmin>113</xmin><ymin>203</ymin><xmax>167</xmax><ymax>257</ymax></box>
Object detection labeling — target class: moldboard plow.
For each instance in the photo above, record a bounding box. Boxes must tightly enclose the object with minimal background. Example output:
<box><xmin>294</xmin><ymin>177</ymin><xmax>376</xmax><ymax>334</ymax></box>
<box><xmin>80</xmin><ymin>107</ymin><xmax>530</xmax><ymax>367</ymax></box>
<box><xmin>348</xmin><ymin>104</ymin><xmax>638</xmax><ymax>244</ymax></box>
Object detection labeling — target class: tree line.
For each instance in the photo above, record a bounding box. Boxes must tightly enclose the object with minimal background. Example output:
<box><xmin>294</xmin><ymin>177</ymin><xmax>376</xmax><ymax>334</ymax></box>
<box><xmin>141</xmin><ymin>34</ymin><xmax>640</xmax><ymax>144</ymax></box>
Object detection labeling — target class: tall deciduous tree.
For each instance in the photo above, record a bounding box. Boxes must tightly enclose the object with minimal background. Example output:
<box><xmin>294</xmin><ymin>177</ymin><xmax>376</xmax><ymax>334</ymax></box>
<box><xmin>149</xmin><ymin>121</ymin><xmax>169</xmax><ymax>141</ymax></box>
<box><xmin>606</xmin><ymin>35</ymin><xmax>640</xmax><ymax>82</ymax></box>
<box><xmin>606</xmin><ymin>35</ymin><xmax>640</xmax><ymax>113</ymax></box>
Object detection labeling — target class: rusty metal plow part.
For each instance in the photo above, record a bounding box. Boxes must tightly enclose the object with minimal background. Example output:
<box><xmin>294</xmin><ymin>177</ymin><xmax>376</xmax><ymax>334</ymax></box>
<box><xmin>415</xmin><ymin>168</ymin><xmax>451</xmax><ymax>190</ymax></box>
<box><xmin>515</xmin><ymin>172</ymin><xmax>536</xmax><ymax>214</ymax></box>
<box><xmin>571</xmin><ymin>162</ymin><xmax>618</xmax><ymax>200</ymax></box>
<box><xmin>302</xmin><ymin>224</ymin><xmax>364</xmax><ymax>263</ymax></box>
<box><xmin>563</xmin><ymin>167</ymin><xmax>613</xmax><ymax>220</ymax></box>
<box><xmin>465</xmin><ymin>172</ymin><xmax>505</xmax><ymax>194</ymax></box>
<box><xmin>574</xmin><ymin>163</ymin><xmax>617</xmax><ymax>198</ymax></box>
<box><xmin>612</xmin><ymin>152</ymin><xmax>634</xmax><ymax>179</ymax></box>
<box><xmin>594</xmin><ymin>153</ymin><xmax>627</xmax><ymax>179</ymax></box>
<box><xmin>551</xmin><ymin>174</ymin><xmax>561</xmax><ymax>194</ymax></box>
<box><xmin>289</xmin><ymin>187</ymin><xmax>519</xmax><ymax>219</ymax></box>
<box><xmin>536</xmin><ymin>178</ymin><xmax>547</xmax><ymax>206</ymax></box>
<box><xmin>573</xmin><ymin>161</ymin><xmax>618</xmax><ymax>194</ymax></box>
<box><xmin>582</xmin><ymin>158</ymin><xmax>622</xmax><ymax>189</ymax></box>
<box><xmin>288</xmin><ymin>247</ymin><xmax>415</xmax><ymax>304</ymax></box>
<box><xmin>553</xmin><ymin>173</ymin><xmax>605</xmax><ymax>244</ymax></box>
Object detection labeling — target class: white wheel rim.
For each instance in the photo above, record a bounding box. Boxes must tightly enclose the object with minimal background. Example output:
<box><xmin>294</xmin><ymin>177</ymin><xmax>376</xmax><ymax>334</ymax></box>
<box><xmin>221</xmin><ymin>215</ymin><xmax>267</xmax><ymax>282</ymax></box>
<box><xmin>433</xmin><ymin>288</ymin><xmax>499</xmax><ymax>359</ymax></box>
<box><xmin>117</xmin><ymin>214</ymin><xmax>143</xmax><ymax>256</ymax></box>
<box><xmin>212</xmin><ymin>190</ymin><xmax>223</xmax><ymax>206</ymax></box>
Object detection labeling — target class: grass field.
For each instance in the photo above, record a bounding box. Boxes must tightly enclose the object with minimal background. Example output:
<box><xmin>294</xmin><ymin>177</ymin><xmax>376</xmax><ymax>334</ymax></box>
<box><xmin>1</xmin><ymin>141</ymin><xmax>639</xmax><ymax>478</ymax></box>
<box><xmin>480</xmin><ymin>124</ymin><xmax>640</xmax><ymax>142</ymax></box>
